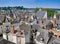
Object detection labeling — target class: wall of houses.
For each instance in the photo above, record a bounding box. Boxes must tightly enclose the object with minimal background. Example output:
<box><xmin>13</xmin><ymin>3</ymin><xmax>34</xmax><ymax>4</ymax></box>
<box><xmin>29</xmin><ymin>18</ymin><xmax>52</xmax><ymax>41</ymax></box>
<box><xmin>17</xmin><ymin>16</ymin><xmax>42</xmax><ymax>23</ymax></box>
<box><xmin>3</xmin><ymin>33</ymin><xmax>7</xmax><ymax>40</ymax></box>
<box><xmin>3</xmin><ymin>33</ymin><xmax>25</xmax><ymax>44</ymax></box>
<box><xmin>8</xmin><ymin>34</ymin><xmax>17</xmax><ymax>43</ymax></box>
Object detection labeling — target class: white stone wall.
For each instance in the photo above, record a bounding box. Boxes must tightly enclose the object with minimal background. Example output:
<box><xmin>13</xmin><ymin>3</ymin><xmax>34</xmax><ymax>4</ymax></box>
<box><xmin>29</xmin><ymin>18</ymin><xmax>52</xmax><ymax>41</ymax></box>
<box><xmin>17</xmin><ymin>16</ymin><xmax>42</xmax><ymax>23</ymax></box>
<box><xmin>3</xmin><ymin>33</ymin><xmax>17</xmax><ymax>44</ymax></box>
<box><xmin>21</xmin><ymin>37</ymin><xmax>25</xmax><ymax>44</ymax></box>
<box><xmin>8</xmin><ymin>34</ymin><xmax>17</xmax><ymax>43</ymax></box>
<box><xmin>3</xmin><ymin>33</ymin><xmax>7</xmax><ymax>40</ymax></box>
<box><xmin>3</xmin><ymin>33</ymin><xmax>25</xmax><ymax>44</ymax></box>
<box><xmin>54</xmin><ymin>13</ymin><xmax>56</xmax><ymax>18</ymax></box>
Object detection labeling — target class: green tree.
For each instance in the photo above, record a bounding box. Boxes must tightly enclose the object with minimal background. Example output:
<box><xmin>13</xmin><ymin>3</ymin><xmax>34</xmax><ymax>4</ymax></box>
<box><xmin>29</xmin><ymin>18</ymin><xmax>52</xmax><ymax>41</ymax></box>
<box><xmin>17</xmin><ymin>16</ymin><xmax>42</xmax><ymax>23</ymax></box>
<box><xmin>41</xmin><ymin>8</ymin><xmax>55</xmax><ymax>17</ymax></box>
<box><xmin>34</xmin><ymin>8</ymin><xmax>39</xmax><ymax>13</ymax></box>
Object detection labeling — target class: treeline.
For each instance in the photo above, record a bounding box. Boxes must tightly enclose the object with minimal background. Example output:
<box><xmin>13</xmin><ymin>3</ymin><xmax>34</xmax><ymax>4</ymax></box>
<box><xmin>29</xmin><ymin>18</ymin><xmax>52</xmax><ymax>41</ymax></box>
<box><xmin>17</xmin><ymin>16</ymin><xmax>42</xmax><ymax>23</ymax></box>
<box><xmin>0</xmin><ymin>6</ymin><xmax>28</xmax><ymax>10</ymax></box>
<box><xmin>0</xmin><ymin>6</ymin><xmax>60</xmax><ymax>17</ymax></box>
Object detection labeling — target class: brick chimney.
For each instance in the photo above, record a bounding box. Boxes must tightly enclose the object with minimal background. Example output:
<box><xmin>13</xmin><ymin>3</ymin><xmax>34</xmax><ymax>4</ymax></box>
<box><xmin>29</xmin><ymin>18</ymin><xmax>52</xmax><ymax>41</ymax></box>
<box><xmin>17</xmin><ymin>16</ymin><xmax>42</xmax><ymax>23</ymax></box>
<box><xmin>10</xmin><ymin>25</ymin><xmax>14</xmax><ymax>34</ymax></box>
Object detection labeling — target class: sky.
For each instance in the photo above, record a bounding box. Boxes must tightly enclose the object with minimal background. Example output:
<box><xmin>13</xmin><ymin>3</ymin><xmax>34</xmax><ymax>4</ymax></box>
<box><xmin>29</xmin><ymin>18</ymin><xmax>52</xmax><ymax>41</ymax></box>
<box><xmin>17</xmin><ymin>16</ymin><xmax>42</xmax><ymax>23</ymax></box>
<box><xmin>0</xmin><ymin>0</ymin><xmax>60</xmax><ymax>8</ymax></box>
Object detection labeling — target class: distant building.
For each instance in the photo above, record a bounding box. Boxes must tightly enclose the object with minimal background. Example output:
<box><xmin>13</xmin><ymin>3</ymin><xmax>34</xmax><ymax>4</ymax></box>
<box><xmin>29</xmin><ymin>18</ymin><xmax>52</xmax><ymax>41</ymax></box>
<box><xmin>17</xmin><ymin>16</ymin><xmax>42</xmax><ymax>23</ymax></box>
<box><xmin>35</xmin><ymin>10</ymin><xmax>47</xmax><ymax>19</ymax></box>
<box><xmin>56</xmin><ymin>11</ymin><xmax>60</xmax><ymax>20</ymax></box>
<box><xmin>53</xmin><ymin>11</ymin><xmax>60</xmax><ymax>20</ymax></box>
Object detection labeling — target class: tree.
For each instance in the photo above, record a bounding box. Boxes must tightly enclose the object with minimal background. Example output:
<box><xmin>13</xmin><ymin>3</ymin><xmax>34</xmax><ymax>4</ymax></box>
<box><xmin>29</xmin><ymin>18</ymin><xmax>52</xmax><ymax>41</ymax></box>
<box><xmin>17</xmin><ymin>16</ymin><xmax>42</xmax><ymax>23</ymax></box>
<box><xmin>47</xmin><ymin>10</ymin><xmax>55</xmax><ymax>17</ymax></box>
<box><xmin>41</xmin><ymin>8</ymin><xmax>56</xmax><ymax>17</ymax></box>
<box><xmin>34</xmin><ymin>8</ymin><xmax>39</xmax><ymax>13</ymax></box>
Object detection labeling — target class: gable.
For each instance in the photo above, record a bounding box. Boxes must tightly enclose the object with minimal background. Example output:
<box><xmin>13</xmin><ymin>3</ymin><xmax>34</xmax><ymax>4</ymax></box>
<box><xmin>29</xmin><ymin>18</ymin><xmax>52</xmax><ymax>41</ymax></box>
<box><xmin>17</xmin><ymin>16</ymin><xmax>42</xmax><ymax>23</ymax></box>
<box><xmin>36</xmin><ymin>11</ymin><xmax>47</xmax><ymax>18</ymax></box>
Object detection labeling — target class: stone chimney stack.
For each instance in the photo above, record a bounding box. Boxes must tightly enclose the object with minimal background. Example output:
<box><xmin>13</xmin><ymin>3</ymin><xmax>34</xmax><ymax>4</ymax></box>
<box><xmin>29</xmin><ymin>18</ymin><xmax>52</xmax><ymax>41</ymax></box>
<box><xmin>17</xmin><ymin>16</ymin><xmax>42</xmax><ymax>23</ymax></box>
<box><xmin>10</xmin><ymin>25</ymin><xmax>14</xmax><ymax>34</ymax></box>
<box><xmin>17</xmin><ymin>27</ymin><xmax>21</xmax><ymax>44</ymax></box>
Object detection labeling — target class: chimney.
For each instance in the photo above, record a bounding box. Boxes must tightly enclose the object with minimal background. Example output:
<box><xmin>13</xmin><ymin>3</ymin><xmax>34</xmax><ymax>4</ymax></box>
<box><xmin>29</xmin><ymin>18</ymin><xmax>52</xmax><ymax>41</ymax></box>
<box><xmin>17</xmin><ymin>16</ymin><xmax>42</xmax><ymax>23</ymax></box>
<box><xmin>10</xmin><ymin>25</ymin><xmax>14</xmax><ymax>34</ymax></box>
<box><xmin>17</xmin><ymin>27</ymin><xmax>21</xmax><ymax>36</ymax></box>
<box><xmin>17</xmin><ymin>27</ymin><xmax>21</xmax><ymax>44</ymax></box>
<box><xmin>50</xmin><ymin>20</ymin><xmax>56</xmax><ymax>26</ymax></box>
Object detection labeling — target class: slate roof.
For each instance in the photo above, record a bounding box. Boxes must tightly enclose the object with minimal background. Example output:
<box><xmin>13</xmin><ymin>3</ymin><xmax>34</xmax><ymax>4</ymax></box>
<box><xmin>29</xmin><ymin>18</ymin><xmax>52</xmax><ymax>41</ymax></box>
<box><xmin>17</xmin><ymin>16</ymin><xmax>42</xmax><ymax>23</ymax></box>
<box><xmin>48</xmin><ymin>36</ymin><xmax>60</xmax><ymax>44</ymax></box>
<box><xmin>32</xmin><ymin>24</ymin><xmax>39</xmax><ymax>30</ymax></box>
<box><xmin>36</xmin><ymin>10</ymin><xmax>46</xmax><ymax>18</ymax></box>
<box><xmin>36</xmin><ymin>29</ymin><xmax>49</xmax><ymax>44</ymax></box>
<box><xmin>52</xmin><ymin>39</ymin><xmax>60</xmax><ymax>44</ymax></box>
<box><xmin>0</xmin><ymin>15</ymin><xmax>5</xmax><ymax>22</ymax></box>
<box><xmin>20</xmin><ymin>23</ymin><xmax>31</xmax><ymax>32</ymax></box>
<box><xmin>56</xmin><ymin>20</ymin><xmax>60</xmax><ymax>25</ymax></box>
